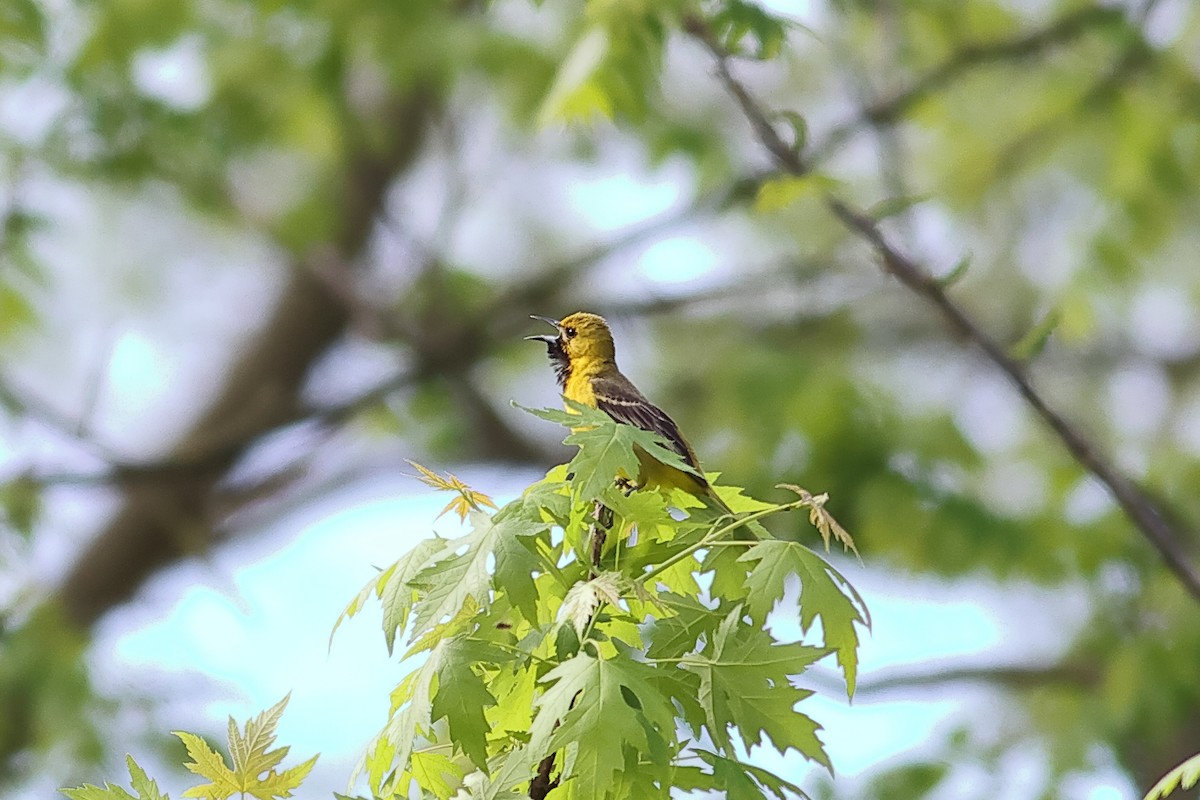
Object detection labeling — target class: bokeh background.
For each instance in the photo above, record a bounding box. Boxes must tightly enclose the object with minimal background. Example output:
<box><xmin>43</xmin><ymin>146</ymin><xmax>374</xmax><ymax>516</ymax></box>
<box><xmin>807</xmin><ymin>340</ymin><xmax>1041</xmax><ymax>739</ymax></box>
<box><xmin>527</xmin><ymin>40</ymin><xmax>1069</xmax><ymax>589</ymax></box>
<box><xmin>1</xmin><ymin>0</ymin><xmax>1199</xmax><ymax>797</ymax></box>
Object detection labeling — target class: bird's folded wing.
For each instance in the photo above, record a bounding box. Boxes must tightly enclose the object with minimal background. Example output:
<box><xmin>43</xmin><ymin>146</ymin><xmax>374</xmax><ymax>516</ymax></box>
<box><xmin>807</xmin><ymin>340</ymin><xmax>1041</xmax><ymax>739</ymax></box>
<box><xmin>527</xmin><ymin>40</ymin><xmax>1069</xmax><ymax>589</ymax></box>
<box><xmin>590</xmin><ymin>374</ymin><xmax>703</xmax><ymax>475</ymax></box>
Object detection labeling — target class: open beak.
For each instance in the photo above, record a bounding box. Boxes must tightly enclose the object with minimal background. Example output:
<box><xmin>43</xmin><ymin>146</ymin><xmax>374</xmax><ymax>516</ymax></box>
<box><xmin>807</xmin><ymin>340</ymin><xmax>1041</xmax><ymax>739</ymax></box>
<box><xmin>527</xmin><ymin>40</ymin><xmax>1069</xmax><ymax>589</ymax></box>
<box><xmin>524</xmin><ymin>315</ymin><xmax>562</xmax><ymax>344</ymax></box>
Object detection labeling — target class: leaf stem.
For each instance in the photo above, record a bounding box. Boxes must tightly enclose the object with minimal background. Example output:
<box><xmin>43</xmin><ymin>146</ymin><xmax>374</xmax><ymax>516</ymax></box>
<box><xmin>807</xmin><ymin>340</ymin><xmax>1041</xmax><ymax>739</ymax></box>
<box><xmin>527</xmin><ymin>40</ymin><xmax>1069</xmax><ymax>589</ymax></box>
<box><xmin>639</xmin><ymin>501</ymin><xmax>806</xmax><ymax>586</ymax></box>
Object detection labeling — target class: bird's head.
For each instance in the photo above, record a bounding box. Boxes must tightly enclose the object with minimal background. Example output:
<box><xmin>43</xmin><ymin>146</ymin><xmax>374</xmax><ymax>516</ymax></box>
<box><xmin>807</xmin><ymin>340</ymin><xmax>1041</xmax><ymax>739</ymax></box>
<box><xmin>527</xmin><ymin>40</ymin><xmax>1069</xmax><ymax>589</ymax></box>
<box><xmin>526</xmin><ymin>312</ymin><xmax>616</xmax><ymax>376</ymax></box>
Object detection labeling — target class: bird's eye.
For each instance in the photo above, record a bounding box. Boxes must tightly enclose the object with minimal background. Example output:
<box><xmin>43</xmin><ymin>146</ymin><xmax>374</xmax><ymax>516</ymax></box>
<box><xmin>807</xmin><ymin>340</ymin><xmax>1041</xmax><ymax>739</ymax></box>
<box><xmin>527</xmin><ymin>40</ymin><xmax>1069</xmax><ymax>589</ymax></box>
<box><xmin>564</xmin><ymin>327</ymin><xmax>577</xmax><ymax>339</ymax></box>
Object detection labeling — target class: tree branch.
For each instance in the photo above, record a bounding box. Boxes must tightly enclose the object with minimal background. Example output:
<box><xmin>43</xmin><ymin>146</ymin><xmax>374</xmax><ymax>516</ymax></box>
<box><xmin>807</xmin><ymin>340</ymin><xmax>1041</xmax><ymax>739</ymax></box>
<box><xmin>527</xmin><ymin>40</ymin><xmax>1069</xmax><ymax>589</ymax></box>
<box><xmin>808</xmin><ymin>4</ymin><xmax>1126</xmax><ymax>165</ymax></box>
<box><xmin>809</xmin><ymin>661</ymin><xmax>1100</xmax><ymax>699</ymax></box>
<box><xmin>688</xmin><ymin>16</ymin><xmax>1200</xmax><ymax>603</ymax></box>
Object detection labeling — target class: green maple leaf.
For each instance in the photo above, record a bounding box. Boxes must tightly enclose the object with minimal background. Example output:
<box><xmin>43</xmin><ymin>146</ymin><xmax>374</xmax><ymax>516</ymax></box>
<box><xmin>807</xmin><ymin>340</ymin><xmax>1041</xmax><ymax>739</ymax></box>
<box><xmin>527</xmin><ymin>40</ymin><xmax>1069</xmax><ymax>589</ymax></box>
<box><xmin>176</xmin><ymin>695</ymin><xmax>317</xmax><ymax>800</ymax></box>
<box><xmin>521</xmin><ymin>403</ymin><xmax>698</xmax><ymax>502</ymax></box>
<box><xmin>489</xmin><ymin>504</ymin><xmax>556</xmax><ymax>624</ymax></box>
<box><xmin>62</xmin><ymin>754</ymin><xmax>168</xmax><ymax>800</ymax></box>
<box><xmin>739</xmin><ymin>540</ymin><xmax>870</xmax><ymax>697</ymax></box>
<box><xmin>430</xmin><ymin>637</ymin><xmax>505</xmax><ymax>770</ymax></box>
<box><xmin>366</xmin><ymin>643</ymin><xmax>443</xmax><ymax>794</ymax></box>
<box><xmin>695</xmin><ymin>750</ymin><xmax>812</xmax><ymax>800</ymax></box>
<box><xmin>527</xmin><ymin>647</ymin><xmax>676</xmax><ymax>800</ymax></box>
<box><xmin>682</xmin><ymin>608</ymin><xmax>831</xmax><ymax>769</ymax></box>
<box><xmin>700</xmin><ymin>543</ymin><xmax>753</xmax><ymax>602</ymax></box>
<box><xmin>506</xmin><ymin>469</ymin><xmax>571</xmax><ymax>525</ymax></box>
<box><xmin>645</xmin><ymin>593</ymin><xmax>719</xmax><ymax>659</ymax></box>
<box><xmin>409</xmin><ymin>509</ymin><xmax>543</xmax><ymax>640</ymax></box>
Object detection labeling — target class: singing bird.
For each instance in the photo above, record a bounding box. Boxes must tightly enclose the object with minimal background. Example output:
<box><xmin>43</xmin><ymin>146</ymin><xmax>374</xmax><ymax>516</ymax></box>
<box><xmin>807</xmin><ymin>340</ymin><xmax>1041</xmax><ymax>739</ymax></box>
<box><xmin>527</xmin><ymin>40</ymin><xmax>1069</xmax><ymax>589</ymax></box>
<box><xmin>526</xmin><ymin>312</ymin><xmax>734</xmax><ymax>514</ymax></box>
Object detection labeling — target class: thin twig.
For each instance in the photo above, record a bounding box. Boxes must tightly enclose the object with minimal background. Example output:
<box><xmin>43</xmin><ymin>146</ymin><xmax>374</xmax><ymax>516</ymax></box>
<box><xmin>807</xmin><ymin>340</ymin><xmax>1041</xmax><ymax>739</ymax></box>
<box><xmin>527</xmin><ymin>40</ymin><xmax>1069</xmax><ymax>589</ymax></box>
<box><xmin>808</xmin><ymin>4</ymin><xmax>1126</xmax><ymax>164</ymax></box>
<box><xmin>689</xmin><ymin>16</ymin><xmax>1200</xmax><ymax>603</ymax></box>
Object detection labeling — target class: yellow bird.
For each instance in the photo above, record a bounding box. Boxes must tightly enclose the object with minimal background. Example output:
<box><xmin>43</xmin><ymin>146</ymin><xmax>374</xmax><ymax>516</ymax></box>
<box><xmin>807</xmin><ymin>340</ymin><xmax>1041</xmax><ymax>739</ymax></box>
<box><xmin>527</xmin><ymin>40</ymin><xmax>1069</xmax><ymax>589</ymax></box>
<box><xmin>526</xmin><ymin>311</ymin><xmax>734</xmax><ymax>515</ymax></box>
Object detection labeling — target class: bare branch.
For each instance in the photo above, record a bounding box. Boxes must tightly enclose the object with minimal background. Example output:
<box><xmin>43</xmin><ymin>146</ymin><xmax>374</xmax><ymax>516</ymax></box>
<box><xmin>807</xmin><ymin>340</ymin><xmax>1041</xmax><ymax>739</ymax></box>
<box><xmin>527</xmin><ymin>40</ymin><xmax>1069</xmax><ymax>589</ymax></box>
<box><xmin>809</xmin><ymin>661</ymin><xmax>1100</xmax><ymax>699</ymax></box>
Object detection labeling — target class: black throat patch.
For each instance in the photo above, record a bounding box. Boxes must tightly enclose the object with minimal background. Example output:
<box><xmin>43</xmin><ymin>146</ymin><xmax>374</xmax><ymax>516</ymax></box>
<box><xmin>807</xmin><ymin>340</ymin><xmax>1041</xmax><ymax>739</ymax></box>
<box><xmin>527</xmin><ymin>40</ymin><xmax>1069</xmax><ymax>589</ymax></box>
<box><xmin>540</xmin><ymin>337</ymin><xmax>570</xmax><ymax>389</ymax></box>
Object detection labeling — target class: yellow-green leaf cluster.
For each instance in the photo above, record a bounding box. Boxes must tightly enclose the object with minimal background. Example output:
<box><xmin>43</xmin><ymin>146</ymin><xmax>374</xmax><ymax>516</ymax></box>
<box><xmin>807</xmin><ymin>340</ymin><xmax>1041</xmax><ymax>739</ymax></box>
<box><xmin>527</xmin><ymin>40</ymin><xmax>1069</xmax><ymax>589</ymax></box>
<box><xmin>342</xmin><ymin>407</ymin><xmax>869</xmax><ymax>799</ymax></box>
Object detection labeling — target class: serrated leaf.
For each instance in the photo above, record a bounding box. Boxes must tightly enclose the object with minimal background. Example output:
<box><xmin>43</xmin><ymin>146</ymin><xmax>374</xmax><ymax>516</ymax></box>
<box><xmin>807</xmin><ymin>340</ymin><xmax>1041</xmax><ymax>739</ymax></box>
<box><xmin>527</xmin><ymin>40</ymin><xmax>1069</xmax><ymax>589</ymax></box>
<box><xmin>740</xmin><ymin>541</ymin><xmax>869</xmax><ymax>697</ymax></box>
<box><xmin>177</xmin><ymin>733</ymin><xmax>240</xmax><ymax>799</ymax></box>
<box><xmin>176</xmin><ymin>696</ymin><xmax>316</xmax><ymax>800</ymax></box>
<box><xmin>409</xmin><ymin>749</ymin><xmax>462</xmax><ymax>800</ymax></box>
<box><xmin>409</xmin><ymin>509</ymin><xmax>542</xmax><ymax>640</ymax></box>
<box><xmin>520</xmin><ymin>402</ymin><xmax>698</xmax><ymax>503</ymax></box>
<box><xmin>408</xmin><ymin>460</ymin><xmax>497</xmax><ymax>521</ymax></box>
<box><xmin>126</xmin><ymin>755</ymin><xmax>168</xmax><ymax>800</ymax></box>
<box><xmin>528</xmin><ymin>650</ymin><xmax>676</xmax><ymax>800</ymax></box>
<box><xmin>379</xmin><ymin>538</ymin><xmax>451</xmax><ymax>653</ymax></box>
<box><xmin>365</xmin><ymin>655</ymin><xmax>439</xmax><ymax>796</ymax></box>
<box><xmin>682</xmin><ymin>608</ymin><xmax>830</xmax><ymax>768</ymax></box>
<box><xmin>61</xmin><ymin>783</ymin><xmax>139</xmax><ymax>800</ymax></box>
<box><xmin>227</xmin><ymin>695</ymin><xmax>290</xmax><ymax>783</ymax></box>
<box><xmin>63</xmin><ymin>754</ymin><xmax>168</xmax><ymax>799</ymax></box>
<box><xmin>558</xmin><ymin>573</ymin><xmax>623</xmax><ymax>636</ymax></box>
<box><xmin>694</xmin><ymin>750</ymin><xmax>812</xmax><ymax>800</ymax></box>
<box><xmin>645</xmin><ymin>594</ymin><xmax>717</xmax><ymax>659</ymax></box>
<box><xmin>430</xmin><ymin>638</ymin><xmax>502</xmax><ymax>770</ymax></box>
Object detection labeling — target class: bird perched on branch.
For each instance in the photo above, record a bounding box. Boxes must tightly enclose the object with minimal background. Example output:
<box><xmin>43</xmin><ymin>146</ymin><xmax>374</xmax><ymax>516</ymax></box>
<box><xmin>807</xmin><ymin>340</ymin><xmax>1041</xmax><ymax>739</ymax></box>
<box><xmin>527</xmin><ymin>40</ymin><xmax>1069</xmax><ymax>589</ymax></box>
<box><xmin>526</xmin><ymin>311</ymin><xmax>735</xmax><ymax>516</ymax></box>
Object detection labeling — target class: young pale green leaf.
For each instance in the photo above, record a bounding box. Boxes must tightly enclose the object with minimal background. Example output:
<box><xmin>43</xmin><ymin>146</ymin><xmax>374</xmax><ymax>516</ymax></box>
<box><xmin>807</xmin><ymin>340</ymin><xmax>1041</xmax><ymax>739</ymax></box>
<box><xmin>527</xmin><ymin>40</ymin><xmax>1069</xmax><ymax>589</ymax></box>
<box><xmin>60</xmin><ymin>785</ymin><xmax>139</xmax><ymax>800</ymax></box>
<box><xmin>481</xmin><ymin>744</ymin><xmax>540</xmax><ymax>800</ymax></box>
<box><xmin>176</xmin><ymin>695</ymin><xmax>316</xmax><ymax>800</ymax></box>
<box><xmin>937</xmin><ymin>252</ymin><xmax>972</xmax><ymax>287</ymax></box>
<box><xmin>125</xmin><ymin>756</ymin><xmax>168</xmax><ymax>800</ymax></box>
<box><xmin>740</xmin><ymin>541</ymin><xmax>869</xmax><ymax>697</ymax></box>
<box><xmin>61</xmin><ymin>755</ymin><xmax>164</xmax><ymax>800</ymax></box>
<box><xmin>868</xmin><ymin>193</ymin><xmax>931</xmax><ymax>221</ymax></box>
<box><xmin>558</xmin><ymin>572</ymin><xmax>623</xmax><ymax>636</ymax></box>
<box><xmin>408</xmin><ymin>460</ymin><xmax>498</xmax><ymax>522</ymax></box>
<box><xmin>1144</xmin><ymin>750</ymin><xmax>1200</xmax><ymax>800</ymax></box>
<box><xmin>176</xmin><ymin>733</ymin><xmax>240</xmax><ymax>799</ymax></box>
<box><xmin>537</xmin><ymin>27</ymin><xmax>613</xmax><ymax>125</ymax></box>
<box><xmin>408</xmin><ymin>749</ymin><xmax>463</xmax><ymax>800</ymax></box>
<box><xmin>368</xmin><ymin>642</ymin><xmax>445</xmax><ymax>795</ymax></box>
<box><xmin>682</xmin><ymin>608</ymin><xmax>831</xmax><ymax>769</ymax></box>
